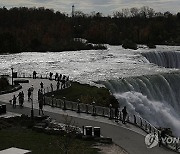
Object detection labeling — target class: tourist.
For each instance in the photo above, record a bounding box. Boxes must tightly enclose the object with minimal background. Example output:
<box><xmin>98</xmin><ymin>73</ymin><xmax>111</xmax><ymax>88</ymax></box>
<box><xmin>49</xmin><ymin>72</ymin><xmax>53</xmax><ymax>80</ymax></box>
<box><xmin>61</xmin><ymin>79</ymin><xmax>65</xmax><ymax>89</ymax></box>
<box><xmin>59</xmin><ymin>74</ymin><xmax>62</xmax><ymax>80</ymax></box>
<box><xmin>57</xmin><ymin>81</ymin><xmax>60</xmax><ymax>90</ymax></box>
<box><xmin>55</xmin><ymin>73</ymin><xmax>58</xmax><ymax>81</ymax></box>
<box><xmin>122</xmin><ymin>106</ymin><xmax>127</xmax><ymax>124</ymax></box>
<box><xmin>33</xmin><ymin>71</ymin><xmax>37</xmax><ymax>79</ymax></box>
<box><xmin>28</xmin><ymin>88</ymin><xmax>31</xmax><ymax>101</ymax></box>
<box><xmin>50</xmin><ymin>83</ymin><xmax>53</xmax><ymax>92</ymax></box>
<box><xmin>38</xmin><ymin>90</ymin><xmax>44</xmax><ymax>115</ymax></box>
<box><xmin>40</xmin><ymin>81</ymin><xmax>44</xmax><ymax>89</ymax></box>
<box><xmin>12</xmin><ymin>95</ymin><xmax>16</xmax><ymax>108</ymax></box>
<box><xmin>18</xmin><ymin>92</ymin><xmax>22</xmax><ymax>107</ymax></box>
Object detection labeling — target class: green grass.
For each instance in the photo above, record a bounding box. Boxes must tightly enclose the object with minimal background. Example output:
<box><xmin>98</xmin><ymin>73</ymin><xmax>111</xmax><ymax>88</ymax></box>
<box><xmin>46</xmin><ymin>81</ymin><xmax>118</xmax><ymax>108</ymax></box>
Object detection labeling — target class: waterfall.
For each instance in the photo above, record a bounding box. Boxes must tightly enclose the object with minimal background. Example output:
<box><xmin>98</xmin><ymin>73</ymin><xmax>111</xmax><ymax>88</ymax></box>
<box><xmin>141</xmin><ymin>51</ymin><xmax>180</xmax><ymax>68</ymax></box>
<box><xmin>102</xmin><ymin>73</ymin><xmax>180</xmax><ymax>136</ymax></box>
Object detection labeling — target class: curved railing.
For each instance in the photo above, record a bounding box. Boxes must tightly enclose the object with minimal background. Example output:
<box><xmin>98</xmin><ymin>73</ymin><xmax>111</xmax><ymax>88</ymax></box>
<box><xmin>43</xmin><ymin>91</ymin><xmax>180</xmax><ymax>153</ymax></box>
<box><xmin>4</xmin><ymin>71</ymin><xmax>180</xmax><ymax>153</ymax></box>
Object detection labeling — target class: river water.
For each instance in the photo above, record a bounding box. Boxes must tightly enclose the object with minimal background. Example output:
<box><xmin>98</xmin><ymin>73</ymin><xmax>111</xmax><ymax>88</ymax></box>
<box><xmin>0</xmin><ymin>45</ymin><xmax>180</xmax><ymax>136</ymax></box>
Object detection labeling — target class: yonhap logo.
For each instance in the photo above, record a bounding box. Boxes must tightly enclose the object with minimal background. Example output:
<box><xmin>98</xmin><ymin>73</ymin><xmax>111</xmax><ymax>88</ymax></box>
<box><xmin>145</xmin><ymin>133</ymin><xmax>159</xmax><ymax>148</ymax></box>
<box><xmin>145</xmin><ymin>133</ymin><xmax>180</xmax><ymax>149</ymax></box>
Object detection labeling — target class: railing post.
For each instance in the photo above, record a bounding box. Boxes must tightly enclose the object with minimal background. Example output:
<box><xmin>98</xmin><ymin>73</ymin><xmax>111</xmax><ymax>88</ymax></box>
<box><xmin>102</xmin><ymin>108</ymin><xmax>105</xmax><ymax>117</ymax></box>
<box><xmin>140</xmin><ymin>118</ymin><xmax>143</xmax><ymax>127</ymax></box>
<box><xmin>145</xmin><ymin>121</ymin><xmax>147</xmax><ymax>130</ymax></box>
<box><xmin>71</xmin><ymin>103</ymin><xmax>74</xmax><ymax>110</ymax></box>
<box><xmin>51</xmin><ymin>95</ymin><xmax>54</xmax><ymax>107</ymax></box>
<box><xmin>77</xmin><ymin>99</ymin><xmax>80</xmax><ymax>113</ymax></box>
<box><xmin>134</xmin><ymin>115</ymin><xmax>137</xmax><ymax>124</ymax></box>
<box><xmin>63</xmin><ymin>97</ymin><xmax>66</xmax><ymax>110</ymax></box>
<box><xmin>109</xmin><ymin>104</ymin><xmax>112</xmax><ymax>119</ymax></box>
<box><xmin>92</xmin><ymin>101</ymin><xmax>96</xmax><ymax>116</ymax></box>
<box><xmin>149</xmin><ymin>124</ymin><xmax>151</xmax><ymax>133</ymax></box>
<box><xmin>86</xmin><ymin>104</ymin><xmax>88</xmax><ymax>114</ymax></box>
<box><xmin>55</xmin><ymin>98</ymin><xmax>57</xmax><ymax>106</ymax></box>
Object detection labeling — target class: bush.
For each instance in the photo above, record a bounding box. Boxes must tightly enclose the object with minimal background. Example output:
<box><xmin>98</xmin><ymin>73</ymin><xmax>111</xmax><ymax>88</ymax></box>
<box><xmin>122</xmin><ymin>39</ymin><xmax>137</xmax><ymax>50</ymax></box>
<box><xmin>147</xmin><ymin>43</ymin><xmax>156</xmax><ymax>49</ymax></box>
<box><xmin>0</xmin><ymin>76</ymin><xmax>10</xmax><ymax>91</ymax></box>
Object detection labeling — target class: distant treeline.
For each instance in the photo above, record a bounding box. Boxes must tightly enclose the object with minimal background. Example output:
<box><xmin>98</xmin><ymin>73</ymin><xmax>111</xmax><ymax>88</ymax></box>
<box><xmin>0</xmin><ymin>6</ymin><xmax>180</xmax><ymax>53</ymax></box>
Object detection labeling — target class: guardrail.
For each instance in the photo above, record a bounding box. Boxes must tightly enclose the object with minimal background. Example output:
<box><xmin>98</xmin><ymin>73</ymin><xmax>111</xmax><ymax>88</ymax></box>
<box><xmin>3</xmin><ymin>71</ymin><xmax>180</xmax><ymax>153</ymax></box>
<box><xmin>43</xmin><ymin>86</ymin><xmax>180</xmax><ymax>153</ymax></box>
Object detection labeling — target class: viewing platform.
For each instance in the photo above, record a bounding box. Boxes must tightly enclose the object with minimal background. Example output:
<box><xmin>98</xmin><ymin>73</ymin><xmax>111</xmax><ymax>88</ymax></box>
<box><xmin>0</xmin><ymin>73</ymin><xmax>178</xmax><ymax>154</ymax></box>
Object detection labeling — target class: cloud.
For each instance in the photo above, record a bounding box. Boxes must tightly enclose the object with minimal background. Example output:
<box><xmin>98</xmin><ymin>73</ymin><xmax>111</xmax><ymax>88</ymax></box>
<box><xmin>0</xmin><ymin>0</ymin><xmax>179</xmax><ymax>15</ymax></box>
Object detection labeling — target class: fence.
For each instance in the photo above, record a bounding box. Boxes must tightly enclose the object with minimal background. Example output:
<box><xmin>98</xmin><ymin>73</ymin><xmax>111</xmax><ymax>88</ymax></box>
<box><xmin>43</xmin><ymin>88</ymin><xmax>180</xmax><ymax>153</ymax></box>
<box><xmin>4</xmin><ymin>71</ymin><xmax>180</xmax><ymax>153</ymax></box>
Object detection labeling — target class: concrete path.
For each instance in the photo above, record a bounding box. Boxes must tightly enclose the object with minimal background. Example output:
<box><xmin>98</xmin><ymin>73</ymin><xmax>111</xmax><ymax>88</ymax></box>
<box><xmin>0</xmin><ymin>78</ymin><xmax>177</xmax><ymax>154</ymax></box>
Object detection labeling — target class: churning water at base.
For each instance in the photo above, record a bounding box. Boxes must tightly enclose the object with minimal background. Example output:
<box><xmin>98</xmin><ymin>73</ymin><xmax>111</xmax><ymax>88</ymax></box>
<box><xmin>0</xmin><ymin>45</ymin><xmax>180</xmax><ymax>136</ymax></box>
<box><xmin>101</xmin><ymin>73</ymin><xmax>180</xmax><ymax>136</ymax></box>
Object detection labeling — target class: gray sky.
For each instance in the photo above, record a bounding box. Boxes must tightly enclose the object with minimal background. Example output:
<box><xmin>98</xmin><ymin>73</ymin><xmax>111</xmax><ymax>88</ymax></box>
<box><xmin>0</xmin><ymin>0</ymin><xmax>180</xmax><ymax>15</ymax></box>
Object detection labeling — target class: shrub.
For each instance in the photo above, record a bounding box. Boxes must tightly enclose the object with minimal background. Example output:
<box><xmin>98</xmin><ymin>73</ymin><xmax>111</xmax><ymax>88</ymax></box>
<box><xmin>122</xmin><ymin>39</ymin><xmax>137</xmax><ymax>50</ymax></box>
<box><xmin>0</xmin><ymin>76</ymin><xmax>10</xmax><ymax>91</ymax></box>
<box><xmin>147</xmin><ymin>43</ymin><xmax>156</xmax><ymax>49</ymax></box>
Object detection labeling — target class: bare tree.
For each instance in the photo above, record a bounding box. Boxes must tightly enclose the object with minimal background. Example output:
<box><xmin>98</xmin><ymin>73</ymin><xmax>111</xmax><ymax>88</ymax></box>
<box><xmin>60</xmin><ymin>114</ymin><xmax>79</xmax><ymax>154</ymax></box>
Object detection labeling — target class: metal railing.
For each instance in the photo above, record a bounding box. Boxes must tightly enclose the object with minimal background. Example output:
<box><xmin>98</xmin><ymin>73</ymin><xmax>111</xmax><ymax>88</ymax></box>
<box><xmin>4</xmin><ymin>71</ymin><xmax>180</xmax><ymax>153</ymax></box>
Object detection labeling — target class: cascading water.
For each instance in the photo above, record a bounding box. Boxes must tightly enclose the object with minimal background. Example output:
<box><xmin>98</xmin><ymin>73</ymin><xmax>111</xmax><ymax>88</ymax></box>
<box><xmin>141</xmin><ymin>51</ymin><xmax>180</xmax><ymax>68</ymax></box>
<box><xmin>101</xmin><ymin>73</ymin><xmax>180</xmax><ymax>136</ymax></box>
<box><xmin>1</xmin><ymin>45</ymin><xmax>180</xmax><ymax>137</ymax></box>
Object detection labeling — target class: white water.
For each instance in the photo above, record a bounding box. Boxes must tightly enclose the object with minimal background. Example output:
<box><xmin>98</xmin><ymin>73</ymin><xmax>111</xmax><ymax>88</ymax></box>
<box><xmin>1</xmin><ymin>45</ymin><xmax>180</xmax><ymax>136</ymax></box>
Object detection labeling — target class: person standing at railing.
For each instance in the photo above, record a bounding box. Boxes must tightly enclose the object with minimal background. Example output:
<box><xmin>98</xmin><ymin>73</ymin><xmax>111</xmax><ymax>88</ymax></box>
<box><xmin>33</xmin><ymin>71</ymin><xmax>37</xmax><ymax>79</ymax></box>
<box><xmin>49</xmin><ymin>72</ymin><xmax>53</xmax><ymax>80</ymax></box>
<box><xmin>12</xmin><ymin>95</ymin><xmax>17</xmax><ymax>108</ymax></box>
<box><xmin>40</xmin><ymin>81</ymin><xmax>44</xmax><ymax>89</ymax></box>
<box><xmin>122</xmin><ymin>106</ymin><xmax>127</xmax><ymax>124</ymax></box>
<box><xmin>38</xmin><ymin>89</ymin><xmax>44</xmax><ymax>115</ymax></box>
<box><xmin>50</xmin><ymin>83</ymin><xmax>53</xmax><ymax>92</ymax></box>
<box><xmin>28</xmin><ymin>88</ymin><xmax>31</xmax><ymax>101</ymax></box>
<box><xmin>55</xmin><ymin>73</ymin><xmax>58</xmax><ymax>81</ymax></box>
<box><xmin>57</xmin><ymin>81</ymin><xmax>60</xmax><ymax>90</ymax></box>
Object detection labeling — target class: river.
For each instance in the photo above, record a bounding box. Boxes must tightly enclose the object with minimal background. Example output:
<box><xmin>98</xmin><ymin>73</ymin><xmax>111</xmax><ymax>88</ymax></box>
<box><xmin>0</xmin><ymin>45</ymin><xmax>180</xmax><ymax>136</ymax></box>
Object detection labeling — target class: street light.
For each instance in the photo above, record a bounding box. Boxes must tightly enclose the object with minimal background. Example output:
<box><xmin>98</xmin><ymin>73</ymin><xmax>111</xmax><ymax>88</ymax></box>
<box><xmin>63</xmin><ymin>97</ymin><xmax>66</xmax><ymax>110</ymax></box>
<box><xmin>11</xmin><ymin>67</ymin><xmax>14</xmax><ymax>86</ymax></box>
<box><xmin>30</xmin><ymin>85</ymin><xmax>34</xmax><ymax>119</ymax></box>
<box><xmin>92</xmin><ymin>101</ymin><xmax>96</xmax><ymax>116</ymax></box>
<box><xmin>77</xmin><ymin>99</ymin><xmax>80</xmax><ymax>113</ymax></box>
<box><xmin>109</xmin><ymin>104</ymin><xmax>112</xmax><ymax>119</ymax></box>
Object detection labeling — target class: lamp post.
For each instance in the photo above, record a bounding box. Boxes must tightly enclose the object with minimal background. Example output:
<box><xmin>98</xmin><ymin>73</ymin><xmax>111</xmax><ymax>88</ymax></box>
<box><xmin>77</xmin><ymin>99</ymin><xmax>80</xmax><ymax>113</ymax></box>
<box><xmin>51</xmin><ymin>94</ymin><xmax>54</xmax><ymax>107</ymax></box>
<box><xmin>109</xmin><ymin>104</ymin><xmax>112</xmax><ymax>119</ymax></box>
<box><xmin>63</xmin><ymin>97</ymin><xmax>66</xmax><ymax>110</ymax></box>
<box><xmin>11</xmin><ymin>67</ymin><xmax>14</xmax><ymax>86</ymax></box>
<box><xmin>30</xmin><ymin>85</ymin><xmax>34</xmax><ymax>119</ymax></box>
<box><xmin>92</xmin><ymin>101</ymin><xmax>96</xmax><ymax>116</ymax></box>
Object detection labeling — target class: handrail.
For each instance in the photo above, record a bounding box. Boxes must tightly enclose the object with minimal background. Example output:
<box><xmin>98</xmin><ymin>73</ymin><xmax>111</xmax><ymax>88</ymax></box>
<box><xmin>3</xmin><ymin>71</ymin><xmax>179</xmax><ymax>153</ymax></box>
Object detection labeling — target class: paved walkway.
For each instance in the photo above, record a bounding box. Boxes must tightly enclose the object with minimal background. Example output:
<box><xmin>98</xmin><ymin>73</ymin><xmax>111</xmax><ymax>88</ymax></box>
<box><xmin>0</xmin><ymin>78</ymin><xmax>177</xmax><ymax>154</ymax></box>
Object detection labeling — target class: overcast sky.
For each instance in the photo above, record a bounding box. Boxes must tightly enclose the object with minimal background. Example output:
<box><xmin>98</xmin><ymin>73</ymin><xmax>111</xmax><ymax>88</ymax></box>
<box><xmin>0</xmin><ymin>0</ymin><xmax>180</xmax><ymax>15</ymax></box>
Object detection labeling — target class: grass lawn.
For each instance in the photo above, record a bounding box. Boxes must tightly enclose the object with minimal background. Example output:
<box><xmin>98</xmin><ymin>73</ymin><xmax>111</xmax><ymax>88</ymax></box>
<box><xmin>46</xmin><ymin>81</ymin><xmax>118</xmax><ymax>108</ymax></box>
<box><xmin>0</xmin><ymin>117</ymin><xmax>99</xmax><ymax>154</ymax></box>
